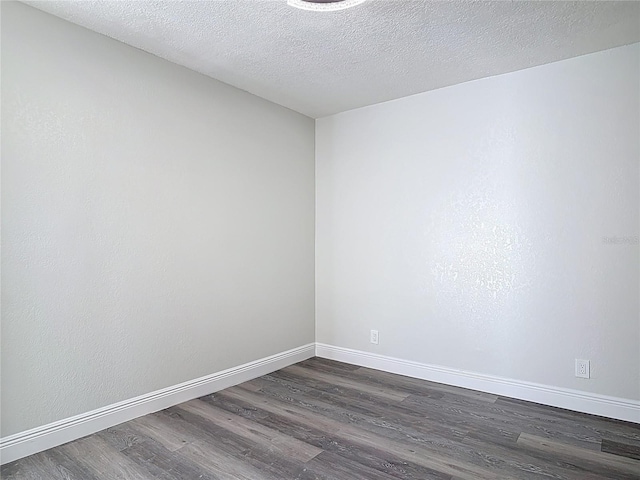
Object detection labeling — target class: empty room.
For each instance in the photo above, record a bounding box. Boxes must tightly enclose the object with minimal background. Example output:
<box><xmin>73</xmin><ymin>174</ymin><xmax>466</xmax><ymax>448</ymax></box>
<box><xmin>1</xmin><ymin>0</ymin><xmax>639</xmax><ymax>478</ymax></box>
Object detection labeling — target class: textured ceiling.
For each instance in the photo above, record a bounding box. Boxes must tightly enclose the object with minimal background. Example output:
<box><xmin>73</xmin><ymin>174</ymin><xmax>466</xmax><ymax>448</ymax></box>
<box><xmin>24</xmin><ymin>0</ymin><xmax>640</xmax><ymax>118</ymax></box>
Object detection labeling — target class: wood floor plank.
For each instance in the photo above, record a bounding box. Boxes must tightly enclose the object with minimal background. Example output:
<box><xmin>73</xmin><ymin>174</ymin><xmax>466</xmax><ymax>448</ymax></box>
<box><xmin>463</xmin><ymin>427</ymin><xmax>609</xmax><ymax>480</ymax></box>
<box><xmin>0</xmin><ymin>449</ymin><xmax>96</xmax><ymax>480</ymax></box>
<box><xmin>497</xmin><ymin>396</ymin><xmax>640</xmax><ymax>446</ymax></box>
<box><xmin>179</xmin><ymin>398</ymin><xmax>323</xmax><ymax>462</ymax></box>
<box><xmin>248</xmin><ymin>373</ymin><xmax>590</xmax><ymax>480</ymax></box>
<box><xmin>260</xmin><ymin>371</ymin><xmax>468</xmax><ymax>438</ymax></box>
<box><xmin>295</xmin><ymin>360</ymin><xmax>448</xmax><ymax>400</ymax></box>
<box><xmin>253</xmin><ymin>372</ymin><xmax>469</xmax><ymax>441</ymax></box>
<box><xmin>219</xmin><ymin>386</ymin><xmax>500</xmax><ymax>479</ymax></box>
<box><xmin>59</xmin><ymin>434</ymin><xmax>151</xmax><ymax>479</ymax></box>
<box><xmin>298</xmin><ymin>450</ymin><xmax>398</xmax><ymax>480</ymax></box>
<box><xmin>342</xmin><ymin>364</ymin><xmax>499</xmax><ymax>403</ymax></box>
<box><xmin>299</xmin><ymin>358</ymin><xmax>498</xmax><ymax>405</ymax></box>
<box><xmin>486</xmin><ymin>399</ymin><xmax>610</xmax><ymax>451</ymax></box>
<box><xmin>96</xmin><ymin>422</ymin><xmax>216</xmax><ymax>480</ymax></box>
<box><xmin>175</xmin><ymin>441</ymin><xmax>266</xmax><ymax>480</ymax></box>
<box><xmin>254</xmin><ymin>372</ymin><xmax>471</xmax><ymax>445</ymax></box>
<box><xmin>123</xmin><ymin>438</ymin><xmax>217</xmax><ymax>480</ymax></box>
<box><xmin>517</xmin><ymin>432</ymin><xmax>640</xmax><ymax>479</ymax></box>
<box><xmin>203</xmin><ymin>391</ymin><xmax>453</xmax><ymax>480</ymax></box>
<box><xmin>146</xmin><ymin>406</ymin><xmax>299</xmax><ymax>480</ymax></box>
<box><xmin>97</xmin><ymin>422</ymin><xmax>144</xmax><ymax>451</ymax></box>
<box><xmin>601</xmin><ymin>438</ymin><xmax>640</xmax><ymax>461</ymax></box>
<box><xmin>167</xmin><ymin>405</ymin><xmax>313</xmax><ymax>479</ymax></box>
<box><xmin>41</xmin><ymin>447</ymin><xmax>103</xmax><ymax>480</ymax></box>
<box><xmin>403</xmin><ymin>392</ymin><xmax>606</xmax><ymax>452</ymax></box>
<box><xmin>4</xmin><ymin>357</ymin><xmax>639</xmax><ymax>480</ymax></box>
<box><xmin>283</xmin><ymin>364</ymin><xmax>410</xmax><ymax>402</ymax></box>
<box><xmin>128</xmin><ymin>412</ymin><xmax>192</xmax><ymax>452</ymax></box>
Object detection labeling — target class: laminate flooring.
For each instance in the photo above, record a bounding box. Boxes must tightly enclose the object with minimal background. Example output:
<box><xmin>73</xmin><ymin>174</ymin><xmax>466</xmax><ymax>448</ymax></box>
<box><xmin>3</xmin><ymin>357</ymin><xmax>639</xmax><ymax>479</ymax></box>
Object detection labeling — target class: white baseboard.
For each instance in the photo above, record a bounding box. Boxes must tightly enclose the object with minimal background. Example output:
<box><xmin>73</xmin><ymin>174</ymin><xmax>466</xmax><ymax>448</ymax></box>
<box><xmin>4</xmin><ymin>342</ymin><xmax>637</xmax><ymax>465</ymax></box>
<box><xmin>315</xmin><ymin>343</ymin><xmax>640</xmax><ymax>424</ymax></box>
<box><xmin>0</xmin><ymin>343</ymin><xmax>315</xmax><ymax>465</ymax></box>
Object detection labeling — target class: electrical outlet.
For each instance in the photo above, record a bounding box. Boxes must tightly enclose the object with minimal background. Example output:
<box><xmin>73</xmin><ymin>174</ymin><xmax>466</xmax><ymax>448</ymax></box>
<box><xmin>370</xmin><ymin>329</ymin><xmax>379</xmax><ymax>345</ymax></box>
<box><xmin>575</xmin><ymin>359</ymin><xmax>590</xmax><ymax>379</ymax></box>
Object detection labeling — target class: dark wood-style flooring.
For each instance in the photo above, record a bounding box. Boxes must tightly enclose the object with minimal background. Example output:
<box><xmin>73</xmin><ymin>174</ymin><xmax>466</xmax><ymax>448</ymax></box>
<box><xmin>3</xmin><ymin>357</ymin><xmax>639</xmax><ymax>479</ymax></box>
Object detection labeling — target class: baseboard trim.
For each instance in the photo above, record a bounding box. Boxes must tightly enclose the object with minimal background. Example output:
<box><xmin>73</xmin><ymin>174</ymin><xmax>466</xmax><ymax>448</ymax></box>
<box><xmin>0</xmin><ymin>343</ymin><xmax>315</xmax><ymax>465</ymax></box>
<box><xmin>315</xmin><ymin>343</ymin><xmax>640</xmax><ymax>424</ymax></box>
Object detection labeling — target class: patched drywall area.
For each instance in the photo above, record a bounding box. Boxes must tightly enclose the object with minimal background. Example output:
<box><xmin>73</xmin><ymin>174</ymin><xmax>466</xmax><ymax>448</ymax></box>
<box><xmin>1</xmin><ymin>2</ymin><xmax>315</xmax><ymax>437</ymax></box>
<box><xmin>316</xmin><ymin>44</ymin><xmax>640</xmax><ymax>400</ymax></box>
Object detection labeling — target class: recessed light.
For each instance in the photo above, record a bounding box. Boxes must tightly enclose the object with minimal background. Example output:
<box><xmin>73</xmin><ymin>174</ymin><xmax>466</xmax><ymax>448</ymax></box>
<box><xmin>287</xmin><ymin>0</ymin><xmax>368</xmax><ymax>12</ymax></box>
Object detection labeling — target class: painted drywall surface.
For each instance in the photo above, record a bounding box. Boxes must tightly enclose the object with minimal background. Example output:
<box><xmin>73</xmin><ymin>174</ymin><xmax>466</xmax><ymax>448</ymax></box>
<box><xmin>316</xmin><ymin>44</ymin><xmax>640</xmax><ymax>400</ymax></box>
<box><xmin>1</xmin><ymin>2</ymin><xmax>314</xmax><ymax>437</ymax></box>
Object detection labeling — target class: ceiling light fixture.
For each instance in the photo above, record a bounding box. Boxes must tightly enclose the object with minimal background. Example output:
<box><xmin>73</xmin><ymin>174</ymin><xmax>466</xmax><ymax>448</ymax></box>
<box><xmin>287</xmin><ymin>0</ymin><xmax>368</xmax><ymax>12</ymax></box>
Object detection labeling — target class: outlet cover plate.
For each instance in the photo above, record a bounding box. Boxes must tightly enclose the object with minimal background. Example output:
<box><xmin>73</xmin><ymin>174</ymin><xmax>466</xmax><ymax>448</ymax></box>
<box><xmin>575</xmin><ymin>359</ymin><xmax>590</xmax><ymax>378</ymax></box>
<box><xmin>370</xmin><ymin>330</ymin><xmax>379</xmax><ymax>345</ymax></box>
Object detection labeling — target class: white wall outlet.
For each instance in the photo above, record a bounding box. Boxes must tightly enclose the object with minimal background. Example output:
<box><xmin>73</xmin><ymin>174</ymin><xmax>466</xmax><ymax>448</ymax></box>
<box><xmin>575</xmin><ymin>359</ymin><xmax>590</xmax><ymax>379</ymax></box>
<box><xmin>370</xmin><ymin>329</ymin><xmax>379</xmax><ymax>345</ymax></box>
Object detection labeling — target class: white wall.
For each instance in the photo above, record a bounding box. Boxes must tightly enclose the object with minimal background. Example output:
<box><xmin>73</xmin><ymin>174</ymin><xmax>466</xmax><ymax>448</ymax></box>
<box><xmin>1</xmin><ymin>2</ymin><xmax>315</xmax><ymax>437</ymax></box>
<box><xmin>316</xmin><ymin>44</ymin><xmax>639</xmax><ymax>401</ymax></box>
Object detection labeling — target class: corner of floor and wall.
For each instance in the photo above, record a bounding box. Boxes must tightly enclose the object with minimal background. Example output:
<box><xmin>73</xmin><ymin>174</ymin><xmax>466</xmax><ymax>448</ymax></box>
<box><xmin>314</xmin><ymin>38</ymin><xmax>640</xmax><ymax>427</ymax></box>
<box><xmin>2</xmin><ymin>0</ymin><xmax>639</xmax><ymax>467</ymax></box>
<box><xmin>0</xmin><ymin>2</ymin><xmax>317</xmax><ymax>464</ymax></box>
